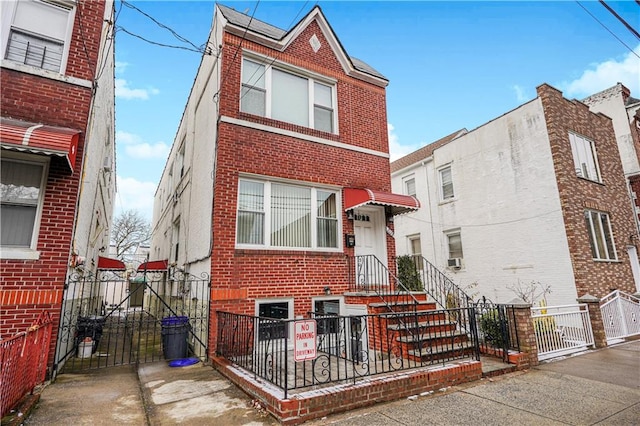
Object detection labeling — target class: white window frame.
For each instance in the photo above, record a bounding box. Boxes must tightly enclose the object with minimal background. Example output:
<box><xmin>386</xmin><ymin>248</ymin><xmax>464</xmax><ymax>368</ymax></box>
<box><xmin>0</xmin><ymin>152</ymin><xmax>50</xmax><ymax>260</ymax></box>
<box><xmin>584</xmin><ymin>210</ymin><xmax>618</xmax><ymax>261</ymax></box>
<box><xmin>403</xmin><ymin>175</ymin><xmax>416</xmax><ymax>197</ymax></box>
<box><xmin>236</xmin><ymin>177</ymin><xmax>342</xmax><ymax>252</ymax></box>
<box><xmin>240</xmin><ymin>55</ymin><xmax>338</xmax><ymax>134</ymax></box>
<box><xmin>445</xmin><ymin>229</ymin><xmax>463</xmax><ymax>264</ymax></box>
<box><xmin>1</xmin><ymin>0</ymin><xmax>76</xmax><ymax>75</ymax></box>
<box><xmin>255</xmin><ymin>298</ymin><xmax>294</xmax><ymax>344</ymax></box>
<box><xmin>438</xmin><ymin>165</ymin><xmax>455</xmax><ymax>201</ymax></box>
<box><xmin>569</xmin><ymin>132</ymin><xmax>602</xmax><ymax>183</ymax></box>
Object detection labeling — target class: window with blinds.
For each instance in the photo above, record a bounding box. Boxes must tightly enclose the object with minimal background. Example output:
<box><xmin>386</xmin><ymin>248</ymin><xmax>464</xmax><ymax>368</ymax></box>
<box><xmin>236</xmin><ymin>178</ymin><xmax>340</xmax><ymax>251</ymax></box>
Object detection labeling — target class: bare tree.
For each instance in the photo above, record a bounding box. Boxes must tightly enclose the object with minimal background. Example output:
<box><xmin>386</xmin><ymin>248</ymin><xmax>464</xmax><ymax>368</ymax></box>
<box><xmin>507</xmin><ymin>279</ymin><xmax>551</xmax><ymax>305</ymax></box>
<box><xmin>111</xmin><ymin>210</ymin><xmax>150</xmax><ymax>257</ymax></box>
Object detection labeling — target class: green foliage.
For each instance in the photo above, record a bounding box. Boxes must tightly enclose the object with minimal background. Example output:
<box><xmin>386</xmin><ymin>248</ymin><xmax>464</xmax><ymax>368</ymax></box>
<box><xmin>479</xmin><ymin>309</ymin><xmax>507</xmax><ymax>347</ymax></box>
<box><xmin>397</xmin><ymin>255</ymin><xmax>423</xmax><ymax>291</ymax></box>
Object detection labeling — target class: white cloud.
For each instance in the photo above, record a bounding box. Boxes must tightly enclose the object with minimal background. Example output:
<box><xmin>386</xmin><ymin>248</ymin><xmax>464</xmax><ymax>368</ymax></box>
<box><xmin>117</xmin><ymin>131</ymin><xmax>170</xmax><ymax>159</ymax></box>
<box><xmin>115</xmin><ymin>78</ymin><xmax>159</xmax><ymax>100</ymax></box>
<box><xmin>115</xmin><ymin>61</ymin><xmax>128</xmax><ymax>75</ymax></box>
<box><xmin>388</xmin><ymin>123</ymin><xmax>423</xmax><ymax>162</ymax></box>
<box><xmin>511</xmin><ymin>84</ymin><xmax>530</xmax><ymax>103</ymax></box>
<box><xmin>115</xmin><ymin>130</ymin><xmax>140</xmax><ymax>145</ymax></box>
<box><xmin>115</xmin><ymin>176</ymin><xmax>156</xmax><ymax>222</ymax></box>
<box><xmin>562</xmin><ymin>45</ymin><xmax>640</xmax><ymax>98</ymax></box>
<box><xmin>125</xmin><ymin>142</ymin><xmax>170</xmax><ymax>160</ymax></box>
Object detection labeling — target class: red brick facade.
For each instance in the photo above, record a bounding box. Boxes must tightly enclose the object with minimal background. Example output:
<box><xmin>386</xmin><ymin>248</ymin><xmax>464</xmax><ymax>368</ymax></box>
<box><xmin>538</xmin><ymin>84</ymin><xmax>637</xmax><ymax>298</ymax></box>
<box><xmin>0</xmin><ymin>0</ymin><xmax>106</xmax><ymax>362</ymax></box>
<box><xmin>209</xmin><ymin>18</ymin><xmax>395</xmax><ymax>350</ymax></box>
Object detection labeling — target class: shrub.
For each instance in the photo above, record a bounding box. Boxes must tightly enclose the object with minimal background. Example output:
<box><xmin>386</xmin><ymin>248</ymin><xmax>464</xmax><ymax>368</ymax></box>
<box><xmin>397</xmin><ymin>255</ymin><xmax>423</xmax><ymax>291</ymax></box>
<box><xmin>479</xmin><ymin>309</ymin><xmax>507</xmax><ymax>347</ymax></box>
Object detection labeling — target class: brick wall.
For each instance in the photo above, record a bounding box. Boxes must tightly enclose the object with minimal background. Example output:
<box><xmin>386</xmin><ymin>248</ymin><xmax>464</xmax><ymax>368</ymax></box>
<box><xmin>537</xmin><ymin>84</ymin><xmax>637</xmax><ymax>298</ymax></box>
<box><xmin>208</xmin><ymin>19</ymin><xmax>393</xmax><ymax>352</ymax></box>
<box><xmin>0</xmin><ymin>0</ymin><xmax>106</xmax><ymax>366</ymax></box>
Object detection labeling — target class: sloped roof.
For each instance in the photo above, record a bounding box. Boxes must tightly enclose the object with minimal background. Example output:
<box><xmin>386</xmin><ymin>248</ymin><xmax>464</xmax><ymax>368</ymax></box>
<box><xmin>217</xmin><ymin>4</ymin><xmax>386</xmax><ymax>81</ymax></box>
<box><xmin>390</xmin><ymin>129</ymin><xmax>468</xmax><ymax>173</ymax></box>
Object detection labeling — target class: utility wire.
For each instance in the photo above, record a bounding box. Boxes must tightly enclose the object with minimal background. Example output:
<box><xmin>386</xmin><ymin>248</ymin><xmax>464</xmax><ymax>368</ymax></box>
<box><xmin>576</xmin><ymin>1</ymin><xmax>640</xmax><ymax>59</ymax></box>
<box><xmin>599</xmin><ymin>1</ymin><xmax>640</xmax><ymax>40</ymax></box>
<box><xmin>76</xmin><ymin>0</ymin><xmax>97</xmax><ymax>86</ymax></box>
<box><xmin>116</xmin><ymin>26</ymin><xmax>205</xmax><ymax>53</ymax></box>
<box><xmin>217</xmin><ymin>0</ymin><xmax>261</xmax><ymax>98</ymax></box>
<box><xmin>236</xmin><ymin>1</ymin><xmax>315</xmax><ymax>105</ymax></box>
<box><xmin>120</xmin><ymin>0</ymin><xmax>205</xmax><ymax>53</ymax></box>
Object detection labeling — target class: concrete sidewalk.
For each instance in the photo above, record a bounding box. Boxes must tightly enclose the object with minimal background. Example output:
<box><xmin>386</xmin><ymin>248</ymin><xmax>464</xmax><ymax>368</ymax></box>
<box><xmin>19</xmin><ymin>339</ymin><xmax>640</xmax><ymax>425</ymax></box>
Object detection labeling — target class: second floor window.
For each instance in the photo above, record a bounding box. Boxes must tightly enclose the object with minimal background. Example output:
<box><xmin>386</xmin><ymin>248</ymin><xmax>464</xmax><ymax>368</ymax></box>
<box><xmin>2</xmin><ymin>0</ymin><xmax>74</xmax><ymax>73</ymax></box>
<box><xmin>584</xmin><ymin>210</ymin><xmax>617</xmax><ymax>261</ymax></box>
<box><xmin>404</xmin><ymin>177</ymin><xmax>416</xmax><ymax>197</ymax></box>
<box><xmin>241</xmin><ymin>58</ymin><xmax>335</xmax><ymax>133</ymax></box>
<box><xmin>236</xmin><ymin>178</ymin><xmax>339</xmax><ymax>250</ymax></box>
<box><xmin>569</xmin><ymin>132</ymin><xmax>601</xmax><ymax>183</ymax></box>
<box><xmin>439</xmin><ymin>165</ymin><xmax>454</xmax><ymax>201</ymax></box>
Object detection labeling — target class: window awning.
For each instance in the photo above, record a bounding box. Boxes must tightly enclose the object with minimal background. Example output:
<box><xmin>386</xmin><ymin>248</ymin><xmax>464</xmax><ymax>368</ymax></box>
<box><xmin>344</xmin><ymin>188</ymin><xmax>420</xmax><ymax>216</ymax></box>
<box><xmin>137</xmin><ymin>259</ymin><xmax>169</xmax><ymax>272</ymax></box>
<box><xmin>97</xmin><ymin>256</ymin><xmax>126</xmax><ymax>271</ymax></box>
<box><xmin>0</xmin><ymin>117</ymin><xmax>81</xmax><ymax>173</ymax></box>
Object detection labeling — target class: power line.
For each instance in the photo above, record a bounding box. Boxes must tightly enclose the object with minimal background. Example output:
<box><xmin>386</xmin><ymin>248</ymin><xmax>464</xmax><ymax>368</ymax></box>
<box><xmin>120</xmin><ymin>0</ymin><xmax>206</xmax><ymax>53</ymax></box>
<box><xmin>576</xmin><ymin>1</ymin><xmax>640</xmax><ymax>59</ymax></box>
<box><xmin>115</xmin><ymin>26</ymin><xmax>205</xmax><ymax>53</ymax></box>
<box><xmin>599</xmin><ymin>1</ymin><xmax>640</xmax><ymax>40</ymax></box>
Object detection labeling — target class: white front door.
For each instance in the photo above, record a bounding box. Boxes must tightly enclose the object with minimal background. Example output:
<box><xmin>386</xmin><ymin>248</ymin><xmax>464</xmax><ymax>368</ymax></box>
<box><xmin>353</xmin><ymin>207</ymin><xmax>387</xmax><ymax>287</ymax></box>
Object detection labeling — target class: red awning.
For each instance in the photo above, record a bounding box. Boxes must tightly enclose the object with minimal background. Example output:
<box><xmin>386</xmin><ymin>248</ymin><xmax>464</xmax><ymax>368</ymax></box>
<box><xmin>344</xmin><ymin>188</ymin><xmax>420</xmax><ymax>216</ymax></box>
<box><xmin>0</xmin><ymin>117</ymin><xmax>80</xmax><ymax>172</ymax></box>
<box><xmin>97</xmin><ymin>256</ymin><xmax>126</xmax><ymax>271</ymax></box>
<box><xmin>137</xmin><ymin>259</ymin><xmax>169</xmax><ymax>272</ymax></box>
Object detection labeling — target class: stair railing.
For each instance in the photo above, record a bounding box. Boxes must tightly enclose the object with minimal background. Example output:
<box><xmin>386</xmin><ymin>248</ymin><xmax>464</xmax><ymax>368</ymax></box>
<box><xmin>407</xmin><ymin>255</ymin><xmax>474</xmax><ymax>311</ymax></box>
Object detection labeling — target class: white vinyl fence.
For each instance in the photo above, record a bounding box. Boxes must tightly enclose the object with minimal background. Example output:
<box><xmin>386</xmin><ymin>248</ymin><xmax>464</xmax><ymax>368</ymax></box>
<box><xmin>531</xmin><ymin>304</ymin><xmax>594</xmax><ymax>361</ymax></box>
<box><xmin>600</xmin><ymin>290</ymin><xmax>640</xmax><ymax>344</ymax></box>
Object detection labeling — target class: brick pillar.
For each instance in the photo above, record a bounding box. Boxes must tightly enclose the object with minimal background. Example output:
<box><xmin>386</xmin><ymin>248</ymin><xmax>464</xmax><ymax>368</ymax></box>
<box><xmin>508</xmin><ymin>299</ymin><xmax>538</xmax><ymax>368</ymax></box>
<box><xmin>577</xmin><ymin>294</ymin><xmax>607</xmax><ymax>349</ymax></box>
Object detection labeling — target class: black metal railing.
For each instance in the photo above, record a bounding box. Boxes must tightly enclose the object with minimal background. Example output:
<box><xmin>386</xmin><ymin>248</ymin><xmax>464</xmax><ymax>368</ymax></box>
<box><xmin>348</xmin><ymin>255</ymin><xmax>421</xmax><ymax>310</ymax></box>
<box><xmin>404</xmin><ymin>255</ymin><xmax>474</xmax><ymax>310</ymax></box>
<box><xmin>474</xmin><ymin>297</ymin><xmax>520</xmax><ymax>361</ymax></box>
<box><xmin>217</xmin><ymin>308</ymin><xmax>479</xmax><ymax>398</ymax></box>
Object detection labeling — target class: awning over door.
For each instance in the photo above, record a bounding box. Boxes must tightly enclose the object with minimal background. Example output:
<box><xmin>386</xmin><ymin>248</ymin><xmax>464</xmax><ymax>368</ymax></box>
<box><xmin>344</xmin><ymin>188</ymin><xmax>420</xmax><ymax>216</ymax></box>
<box><xmin>97</xmin><ymin>256</ymin><xmax>126</xmax><ymax>271</ymax></box>
<box><xmin>0</xmin><ymin>117</ymin><xmax>81</xmax><ymax>173</ymax></box>
<box><xmin>137</xmin><ymin>259</ymin><xmax>169</xmax><ymax>272</ymax></box>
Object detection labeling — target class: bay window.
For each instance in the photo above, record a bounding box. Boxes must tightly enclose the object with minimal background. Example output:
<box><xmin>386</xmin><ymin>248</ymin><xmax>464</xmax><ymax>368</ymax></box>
<box><xmin>240</xmin><ymin>57</ymin><xmax>336</xmax><ymax>133</ymax></box>
<box><xmin>236</xmin><ymin>178</ymin><xmax>340</xmax><ymax>250</ymax></box>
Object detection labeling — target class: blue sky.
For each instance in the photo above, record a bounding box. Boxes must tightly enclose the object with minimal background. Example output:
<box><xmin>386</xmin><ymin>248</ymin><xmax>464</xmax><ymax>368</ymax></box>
<box><xmin>113</xmin><ymin>1</ymin><xmax>640</xmax><ymax>221</ymax></box>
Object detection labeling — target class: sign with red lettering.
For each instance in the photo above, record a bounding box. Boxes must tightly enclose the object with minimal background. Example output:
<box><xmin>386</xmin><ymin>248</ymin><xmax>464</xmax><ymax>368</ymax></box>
<box><xmin>294</xmin><ymin>320</ymin><xmax>317</xmax><ymax>362</ymax></box>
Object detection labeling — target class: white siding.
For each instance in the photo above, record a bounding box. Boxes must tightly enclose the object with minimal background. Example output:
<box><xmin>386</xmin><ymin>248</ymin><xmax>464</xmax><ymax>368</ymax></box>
<box><xmin>393</xmin><ymin>99</ymin><xmax>577</xmax><ymax>306</ymax></box>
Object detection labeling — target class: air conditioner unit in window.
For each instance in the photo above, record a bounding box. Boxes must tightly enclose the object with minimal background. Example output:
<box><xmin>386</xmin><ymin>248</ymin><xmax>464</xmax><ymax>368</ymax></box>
<box><xmin>447</xmin><ymin>258</ymin><xmax>462</xmax><ymax>269</ymax></box>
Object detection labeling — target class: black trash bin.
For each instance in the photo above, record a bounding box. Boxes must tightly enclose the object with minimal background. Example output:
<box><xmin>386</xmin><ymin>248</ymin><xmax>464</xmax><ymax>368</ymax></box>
<box><xmin>76</xmin><ymin>315</ymin><xmax>106</xmax><ymax>354</ymax></box>
<box><xmin>161</xmin><ymin>316</ymin><xmax>190</xmax><ymax>360</ymax></box>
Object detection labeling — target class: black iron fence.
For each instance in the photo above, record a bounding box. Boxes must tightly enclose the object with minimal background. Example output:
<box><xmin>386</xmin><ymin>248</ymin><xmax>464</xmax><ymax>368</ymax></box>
<box><xmin>474</xmin><ymin>297</ymin><xmax>520</xmax><ymax>361</ymax></box>
<box><xmin>217</xmin><ymin>307</ymin><xmax>480</xmax><ymax>398</ymax></box>
<box><xmin>53</xmin><ymin>269</ymin><xmax>210</xmax><ymax>376</ymax></box>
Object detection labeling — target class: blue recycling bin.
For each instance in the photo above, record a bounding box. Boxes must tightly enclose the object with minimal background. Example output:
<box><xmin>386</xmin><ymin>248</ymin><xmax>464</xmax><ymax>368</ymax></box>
<box><xmin>161</xmin><ymin>316</ymin><xmax>190</xmax><ymax>359</ymax></box>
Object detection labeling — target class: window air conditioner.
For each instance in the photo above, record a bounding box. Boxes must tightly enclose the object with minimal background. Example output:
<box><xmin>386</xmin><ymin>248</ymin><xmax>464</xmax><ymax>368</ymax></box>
<box><xmin>447</xmin><ymin>258</ymin><xmax>462</xmax><ymax>269</ymax></box>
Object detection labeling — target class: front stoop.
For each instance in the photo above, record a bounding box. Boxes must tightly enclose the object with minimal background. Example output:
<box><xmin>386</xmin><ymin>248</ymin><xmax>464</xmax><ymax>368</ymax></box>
<box><xmin>212</xmin><ymin>356</ymin><xmax>482</xmax><ymax>425</ymax></box>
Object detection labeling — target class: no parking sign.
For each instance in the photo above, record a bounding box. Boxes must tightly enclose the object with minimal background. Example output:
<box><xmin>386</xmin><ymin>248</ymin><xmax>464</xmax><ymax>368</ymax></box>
<box><xmin>294</xmin><ymin>320</ymin><xmax>317</xmax><ymax>362</ymax></box>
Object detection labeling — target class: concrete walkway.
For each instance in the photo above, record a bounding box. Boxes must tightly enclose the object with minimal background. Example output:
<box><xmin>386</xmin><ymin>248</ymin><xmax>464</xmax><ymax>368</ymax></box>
<box><xmin>20</xmin><ymin>339</ymin><xmax>640</xmax><ymax>425</ymax></box>
<box><xmin>306</xmin><ymin>339</ymin><xmax>640</xmax><ymax>425</ymax></box>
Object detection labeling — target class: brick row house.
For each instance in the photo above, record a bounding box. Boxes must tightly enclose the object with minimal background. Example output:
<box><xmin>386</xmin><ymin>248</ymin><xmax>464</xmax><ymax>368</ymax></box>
<box><xmin>0</xmin><ymin>0</ymin><xmax>116</xmax><ymax>370</ymax></box>
<box><xmin>391</xmin><ymin>84</ymin><xmax>639</xmax><ymax>306</ymax></box>
<box><xmin>152</xmin><ymin>3</ymin><xmax>419</xmax><ymax>346</ymax></box>
<box><xmin>583</xmin><ymin>83</ymin><xmax>640</xmax><ymax>286</ymax></box>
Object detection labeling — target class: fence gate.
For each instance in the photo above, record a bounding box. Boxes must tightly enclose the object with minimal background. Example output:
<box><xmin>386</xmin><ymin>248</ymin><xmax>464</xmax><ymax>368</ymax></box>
<box><xmin>53</xmin><ymin>268</ymin><xmax>210</xmax><ymax>377</ymax></box>
<box><xmin>600</xmin><ymin>290</ymin><xmax>640</xmax><ymax>344</ymax></box>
